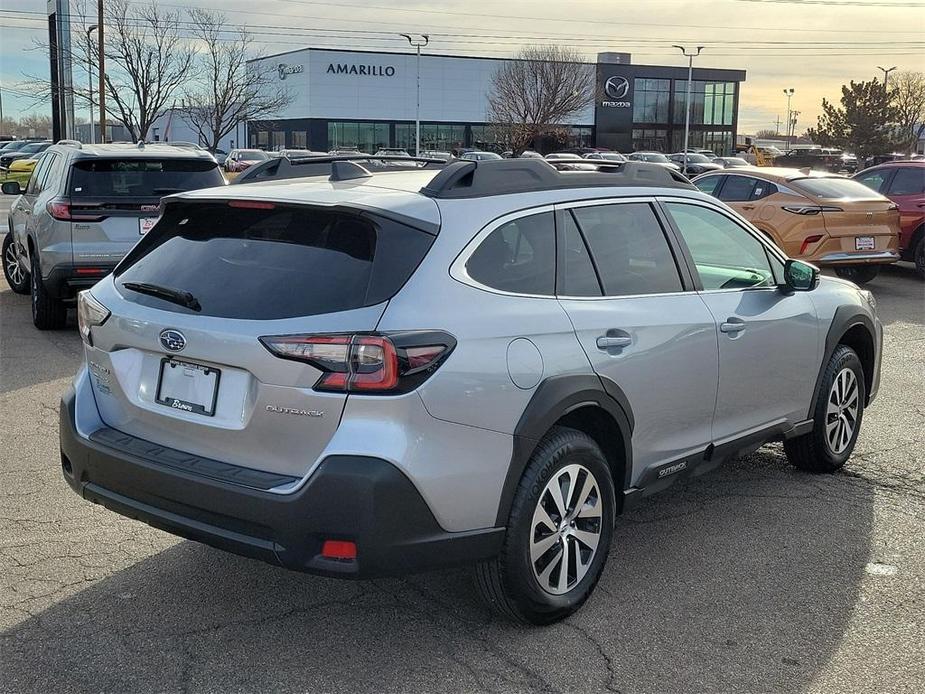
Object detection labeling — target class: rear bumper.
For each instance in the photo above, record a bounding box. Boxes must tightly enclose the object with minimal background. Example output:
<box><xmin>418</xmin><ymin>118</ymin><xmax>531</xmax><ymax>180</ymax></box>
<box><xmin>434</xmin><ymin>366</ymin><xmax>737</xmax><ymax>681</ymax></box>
<box><xmin>815</xmin><ymin>250</ymin><xmax>900</xmax><ymax>266</ymax></box>
<box><xmin>44</xmin><ymin>264</ymin><xmax>116</xmax><ymax>300</ymax></box>
<box><xmin>59</xmin><ymin>386</ymin><xmax>504</xmax><ymax>578</ymax></box>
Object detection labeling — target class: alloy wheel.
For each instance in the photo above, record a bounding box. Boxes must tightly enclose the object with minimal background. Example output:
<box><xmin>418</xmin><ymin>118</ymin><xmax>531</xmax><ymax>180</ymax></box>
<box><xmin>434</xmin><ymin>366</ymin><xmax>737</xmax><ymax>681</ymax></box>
<box><xmin>4</xmin><ymin>240</ymin><xmax>24</xmax><ymax>287</ymax></box>
<box><xmin>529</xmin><ymin>463</ymin><xmax>603</xmax><ymax>595</ymax></box>
<box><xmin>825</xmin><ymin>367</ymin><xmax>859</xmax><ymax>455</ymax></box>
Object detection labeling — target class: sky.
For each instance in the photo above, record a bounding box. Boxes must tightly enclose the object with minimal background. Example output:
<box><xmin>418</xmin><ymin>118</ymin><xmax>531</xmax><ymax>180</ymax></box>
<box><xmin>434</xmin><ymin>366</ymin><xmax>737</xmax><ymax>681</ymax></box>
<box><xmin>1</xmin><ymin>0</ymin><xmax>924</xmax><ymax>136</ymax></box>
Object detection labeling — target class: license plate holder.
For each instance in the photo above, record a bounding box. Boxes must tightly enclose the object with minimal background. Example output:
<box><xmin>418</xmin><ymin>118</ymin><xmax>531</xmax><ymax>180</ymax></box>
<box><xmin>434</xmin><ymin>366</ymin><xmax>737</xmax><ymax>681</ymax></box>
<box><xmin>156</xmin><ymin>358</ymin><xmax>220</xmax><ymax>416</ymax></box>
<box><xmin>139</xmin><ymin>217</ymin><xmax>158</xmax><ymax>235</ymax></box>
<box><xmin>855</xmin><ymin>236</ymin><xmax>875</xmax><ymax>251</ymax></box>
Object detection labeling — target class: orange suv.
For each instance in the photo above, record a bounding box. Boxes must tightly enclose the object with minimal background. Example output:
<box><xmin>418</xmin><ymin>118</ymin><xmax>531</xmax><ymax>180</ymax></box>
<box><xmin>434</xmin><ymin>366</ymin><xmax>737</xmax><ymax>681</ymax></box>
<box><xmin>693</xmin><ymin>168</ymin><xmax>900</xmax><ymax>283</ymax></box>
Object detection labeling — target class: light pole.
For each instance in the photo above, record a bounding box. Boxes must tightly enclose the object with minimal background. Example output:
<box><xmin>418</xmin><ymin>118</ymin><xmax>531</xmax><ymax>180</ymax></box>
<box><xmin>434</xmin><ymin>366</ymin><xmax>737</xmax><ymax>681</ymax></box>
<box><xmin>672</xmin><ymin>45</ymin><xmax>703</xmax><ymax>175</ymax></box>
<box><xmin>86</xmin><ymin>24</ymin><xmax>98</xmax><ymax>143</ymax></box>
<box><xmin>783</xmin><ymin>88</ymin><xmax>794</xmax><ymax>151</ymax></box>
<box><xmin>97</xmin><ymin>0</ymin><xmax>106</xmax><ymax>142</ymax></box>
<box><xmin>877</xmin><ymin>65</ymin><xmax>897</xmax><ymax>95</ymax></box>
<box><xmin>400</xmin><ymin>33</ymin><xmax>429</xmax><ymax>157</ymax></box>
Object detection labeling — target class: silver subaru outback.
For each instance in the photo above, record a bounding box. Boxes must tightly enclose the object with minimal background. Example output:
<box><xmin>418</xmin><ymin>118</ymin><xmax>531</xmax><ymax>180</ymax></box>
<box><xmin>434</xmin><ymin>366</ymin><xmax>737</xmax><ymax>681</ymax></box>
<box><xmin>59</xmin><ymin>158</ymin><xmax>882</xmax><ymax>624</ymax></box>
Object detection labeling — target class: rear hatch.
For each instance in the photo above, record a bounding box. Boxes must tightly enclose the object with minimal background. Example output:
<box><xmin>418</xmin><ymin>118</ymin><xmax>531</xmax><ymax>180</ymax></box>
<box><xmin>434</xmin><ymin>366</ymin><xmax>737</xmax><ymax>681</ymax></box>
<box><xmin>792</xmin><ymin>177</ymin><xmax>900</xmax><ymax>251</ymax></box>
<box><xmin>66</xmin><ymin>158</ymin><xmax>225</xmax><ymax>266</ymax></box>
<box><xmin>84</xmin><ymin>199</ymin><xmax>435</xmax><ymax>479</ymax></box>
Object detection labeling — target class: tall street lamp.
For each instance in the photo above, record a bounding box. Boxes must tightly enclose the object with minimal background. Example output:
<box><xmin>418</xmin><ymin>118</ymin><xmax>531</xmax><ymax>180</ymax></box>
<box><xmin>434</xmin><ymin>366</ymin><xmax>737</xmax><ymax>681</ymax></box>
<box><xmin>86</xmin><ymin>24</ymin><xmax>98</xmax><ymax>143</ymax></box>
<box><xmin>400</xmin><ymin>33</ymin><xmax>429</xmax><ymax>157</ymax></box>
<box><xmin>97</xmin><ymin>0</ymin><xmax>106</xmax><ymax>142</ymax></box>
<box><xmin>877</xmin><ymin>65</ymin><xmax>897</xmax><ymax>95</ymax></box>
<box><xmin>672</xmin><ymin>45</ymin><xmax>703</xmax><ymax>175</ymax></box>
<box><xmin>783</xmin><ymin>88</ymin><xmax>795</xmax><ymax>150</ymax></box>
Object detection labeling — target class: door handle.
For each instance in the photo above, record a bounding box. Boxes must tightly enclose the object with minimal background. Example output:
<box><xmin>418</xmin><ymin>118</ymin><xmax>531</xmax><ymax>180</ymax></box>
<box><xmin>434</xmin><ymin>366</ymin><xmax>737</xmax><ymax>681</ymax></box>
<box><xmin>720</xmin><ymin>318</ymin><xmax>746</xmax><ymax>334</ymax></box>
<box><xmin>596</xmin><ymin>335</ymin><xmax>632</xmax><ymax>349</ymax></box>
<box><xmin>741</xmin><ymin>204</ymin><xmax>756</xmax><ymax>210</ymax></box>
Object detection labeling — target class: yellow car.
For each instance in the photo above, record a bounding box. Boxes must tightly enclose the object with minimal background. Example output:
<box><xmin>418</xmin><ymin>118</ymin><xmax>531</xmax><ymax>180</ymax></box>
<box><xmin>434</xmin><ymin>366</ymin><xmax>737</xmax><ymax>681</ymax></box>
<box><xmin>8</xmin><ymin>156</ymin><xmax>39</xmax><ymax>174</ymax></box>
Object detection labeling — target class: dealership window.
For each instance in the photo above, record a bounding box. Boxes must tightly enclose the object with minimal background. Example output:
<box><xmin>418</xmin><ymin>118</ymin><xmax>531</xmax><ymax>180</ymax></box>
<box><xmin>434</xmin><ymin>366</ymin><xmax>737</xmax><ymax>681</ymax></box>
<box><xmin>632</xmin><ymin>128</ymin><xmax>668</xmax><ymax>152</ymax></box>
<box><xmin>271</xmin><ymin>131</ymin><xmax>285</xmax><ymax>150</ymax></box>
<box><xmin>397</xmin><ymin>123</ymin><xmax>465</xmax><ymax>152</ymax></box>
<box><xmin>673</xmin><ymin>81</ymin><xmax>736</xmax><ymax>126</ymax></box>
<box><xmin>328</xmin><ymin>122</ymin><xmax>390</xmax><ymax>153</ymax></box>
<box><xmin>632</xmin><ymin>78</ymin><xmax>670</xmax><ymax>123</ymax></box>
<box><xmin>670</xmin><ymin>129</ymin><xmax>732</xmax><ymax>155</ymax></box>
<box><xmin>291</xmin><ymin>131</ymin><xmax>307</xmax><ymax>149</ymax></box>
<box><xmin>255</xmin><ymin>131</ymin><xmax>269</xmax><ymax>148</ymax></box>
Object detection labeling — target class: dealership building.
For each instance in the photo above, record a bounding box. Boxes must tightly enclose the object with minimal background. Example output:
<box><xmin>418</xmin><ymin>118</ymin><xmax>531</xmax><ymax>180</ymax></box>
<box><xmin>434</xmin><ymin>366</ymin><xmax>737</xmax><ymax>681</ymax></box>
<box><xmin>248</xmin><ymin>48</ymin><xmax>745</xmax><ymax>155</ymax></box>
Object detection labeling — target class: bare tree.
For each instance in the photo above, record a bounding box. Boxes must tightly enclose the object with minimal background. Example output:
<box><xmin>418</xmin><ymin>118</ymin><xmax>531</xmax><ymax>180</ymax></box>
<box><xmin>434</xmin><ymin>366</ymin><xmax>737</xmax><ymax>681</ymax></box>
<box><xmin>487</xmin><ymin>46</ymin><xmax>595</xmax><ymax>155</ymax></box>
<box><xmin>102</xmin><ymin>0</ymin><xmax>195</xmax><ymax>141</ymax></box>
<box><xmin>754</xmin><ymin>128</ymin><xmax>780</xmax><ymax>139</ymax></box>
<box><xmin>889</xmin><ymin>71</ymin><xmax>925</xmax><ymax>154</ymax></box>
<box><xmin>178</xmin><ymin>9</ymin><xmax>292</xmax><ymax>151</ymax></box>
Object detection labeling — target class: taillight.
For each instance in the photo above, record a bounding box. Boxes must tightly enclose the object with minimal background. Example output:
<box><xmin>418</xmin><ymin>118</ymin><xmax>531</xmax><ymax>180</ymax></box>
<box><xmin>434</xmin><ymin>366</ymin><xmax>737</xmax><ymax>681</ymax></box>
<box><xmin>799</xmin><ymin>234</ymin><xmax>824</xmax><ymax>255</ymax></box>
<box><xmin>259</xmin><ymin>331</ymin><xmax>455</xmax><ymax>394</ymax></box>
<box><xmin>783</xmin><ymin>205</ymin><xmax>843</xmax><ymax>215</ymax></box>
<box><xmin>46</xmin><ymin>198</ymin><xmax>104</xmax><ymax>222</ymax></box>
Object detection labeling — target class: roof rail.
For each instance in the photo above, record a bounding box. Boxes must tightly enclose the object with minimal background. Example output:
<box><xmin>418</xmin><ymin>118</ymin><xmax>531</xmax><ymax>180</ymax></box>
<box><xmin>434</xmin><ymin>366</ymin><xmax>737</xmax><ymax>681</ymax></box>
<box><xmin>231</xmin><ymin>154</ymin><xmax>448</xmax><ymax>185</ymax></box>
<box><xmin>55</xmin><ymin>139</ymin><xmax>82</xmax><ymax>148</ymax></box>
<box><xmin>420</xmin><ymin>159</ymin><xmax>694</xmax><ymax>199</ymax></box>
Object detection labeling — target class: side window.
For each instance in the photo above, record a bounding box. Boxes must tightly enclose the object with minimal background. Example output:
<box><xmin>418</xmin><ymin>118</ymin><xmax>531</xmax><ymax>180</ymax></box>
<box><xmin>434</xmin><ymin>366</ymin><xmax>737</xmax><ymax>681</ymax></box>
<box><xmin>571</xmin><ymin>202</ymin><xmax>683</xmax><ymax>296</ymax></box>
<box><xmin>26</xmin><ymin>154</ymin><xmax>52</xmax><ymax>195</ymax></box>
<box><xmin>466</xmin><ymin>211</ymin><xmax>556</xmax><ymax>295</ymax></box>
<box><xmin>750</xmin><ymin>181</ymin><xmax>777</xmax><ymax>200</ymax></box>
<box><xmin>717</xmin><ymin>175</ymin><xmax>756</xmax><ymax>202</ymax></box>
<box><xmin>854</xmin><ymin>169</ymin><xmax>888</xmax><ymax>193</ymax></box>
<box><xmin>887</xmin><ymin>167</ymin><xmax>925</xmax><ymax>195</ymax></box>
<box><xmin>559</xmin><ymin>211</ymin><xmax>602</xmax><ymax>297</ymax></box>
<box><xmin>694</xmin><ymin>175</ymin><xmax>722</xmax><ymax>196</ymax></box>
<box><xmin>664</xmin><ymin>202</ymin><xmax>775</xmax><ymax>290</ymax></box>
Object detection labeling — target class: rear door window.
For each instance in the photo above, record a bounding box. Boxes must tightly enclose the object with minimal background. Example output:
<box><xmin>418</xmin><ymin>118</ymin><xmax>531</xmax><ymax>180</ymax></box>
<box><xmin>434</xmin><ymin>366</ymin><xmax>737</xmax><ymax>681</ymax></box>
<box><xmin>694</xmin><ymin>175</ymin><xmax>723</xmax><ymax>196</ymax></box>
<box><xmin>887</xmin><ymin>167</ymin><xmax>925</xmax><ymax>195</ymax></box>
<box><xmin>571</xmin><ymin>203</ymin><xmax>683</xmax><ymax>296</ymax></box>
<box><xmin>854</xmin><ymin>168</ymin><xmax>890</xmax><ymax>193</ymax></box>
<box><xmin>717</xmin><ymin>175</ymin><xmax>757</xmax><ymax>202</ymax></box>
<box><xmin>69</xmin><ymin>159</ymin><xmax>224</xmax><ymax>198</ymax></box>
<box><xmin>466</xmin><ymin>212</ymin><xmax>556</xmax><ymax>295</ymax></box>
<box><xmin>115</xmin><ymin>202</ymin><xmax>435</xmax><ymax>319</ymax></box>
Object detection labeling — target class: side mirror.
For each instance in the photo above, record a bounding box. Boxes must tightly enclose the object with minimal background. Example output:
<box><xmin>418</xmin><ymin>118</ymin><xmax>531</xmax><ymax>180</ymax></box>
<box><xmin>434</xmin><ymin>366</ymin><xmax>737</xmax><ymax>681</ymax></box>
<box><xmin>783</xmin><ymin>258</ymin><xmax>819</xmax><ymax>292</ymax></box>
<box><xmin>1</xmin><ymin>181</ymin><xmax>22</xmax><ymax>195</ymax></box>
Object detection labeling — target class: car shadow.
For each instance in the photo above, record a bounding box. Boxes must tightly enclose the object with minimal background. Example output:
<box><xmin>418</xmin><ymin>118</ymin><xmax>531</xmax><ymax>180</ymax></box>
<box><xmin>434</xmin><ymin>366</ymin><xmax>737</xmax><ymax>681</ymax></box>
<box><xmin>869</xmin><ymin>263</ymin><xmax>924</xmax><ymax>327</ymax></box>
<box><xmin>0</xmin><ymin>446</ymin><xmax>874</xmax><ymax>693</ymax></box>
<box><xmin>0</xmin><ymin>288</ymin><xmax>80</xmax><ymax>395</ymax></box>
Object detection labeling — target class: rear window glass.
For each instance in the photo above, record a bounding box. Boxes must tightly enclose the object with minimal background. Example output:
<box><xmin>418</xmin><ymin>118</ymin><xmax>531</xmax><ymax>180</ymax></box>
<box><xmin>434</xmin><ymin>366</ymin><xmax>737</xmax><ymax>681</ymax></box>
<box><xmin>69</xmin><ymin>159</ymin><xmax>224</xmax><ymax>198</ymax></box>
<box><xmin>793</xmin><ymin>178</ymin><xmax>885</xmax><ymax>200</ymax></box>
<box><xmin>115</xmin><ymin>203</ymin><xmax>435</xmax><ymax>319</ymax></box>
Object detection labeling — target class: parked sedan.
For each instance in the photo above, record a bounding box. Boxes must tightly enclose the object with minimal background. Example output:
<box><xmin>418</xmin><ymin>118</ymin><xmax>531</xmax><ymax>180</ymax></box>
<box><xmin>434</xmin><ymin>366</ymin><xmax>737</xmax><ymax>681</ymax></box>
<box><xmin>0</xmin><ymin>141</ymin><xmax>51</xmax><ymax>170</ymax></box>
<box><xmin>668</xmin><ymin>153</ymin><xmax>723</xmax><ymax>176</ymax></box>
<box><xmin>583</xmin><ymin>152</ymin><xmax>627</xmax><ymax>162</ymax></box>
<box><xmin>224</xmin><ymin>149</ymin><xmax>270</xmax><ymax>173</ymax></box>
<box><xmin>627</xmin><ymin>151</ymin><xmax>682</xmax><ymax>172</ymax></box>
<box><xmin>6</xmin><ymin>154</ymin><xmax>41</xmax><ymax>175</ymax></box>
<box><xmin>713</xmin><ymin>157</ymin><xmax>752</xmax><ymax>169</ymax></box>
<box><xmin>854</xmin><ymin>161</ymin><xmax>925</xmax><ymax>278</ymax></box>
<box><xmin>693</xmin><ymin>168</ymin><xmax>901</xmax><ymax>283</ymax></box>
<box><xmin>459</xmin><ymin>151</ymin><xmax>502</xmax><ymax>161</ymax></box>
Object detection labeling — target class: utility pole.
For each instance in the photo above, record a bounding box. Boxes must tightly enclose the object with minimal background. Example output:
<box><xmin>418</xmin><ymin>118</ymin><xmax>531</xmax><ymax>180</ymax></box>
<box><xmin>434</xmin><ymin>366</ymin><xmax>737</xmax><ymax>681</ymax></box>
<box><xmin>400</xmin><ymin>33</ymin><xmax>429</xmax><ymax>157</ymax></box>
<box><xmin>86</xmin><ymin>25</ymin><xmax>98</xmax><ymax>143</ymax></box>
<box><xmin>97</xmin><ymin>0</ymin><xmax>106</xmax><ymax>143</ymax></box>
<box><xmin>672</xmin><ymin>45</ymin><xmax>703</xmax><ymax>175</ymax></box>
<box><xmin>775</xmin><ymin>115</ymin><xmax>781</xmax><ymax>136</ymax></box>
<box><xmin>790</xmin><ymin>111</ymin><xmax>801</xmax><ymax>142</ymax></box>
<box><xmin>783</xmin><ymin>88</ymin><xmax>794</xmax><ymax>151</ymax></box>
<box><xmin>877</xmin><ymin>65</ymin><xmax>897</xmax><ymax>95</ymax></box>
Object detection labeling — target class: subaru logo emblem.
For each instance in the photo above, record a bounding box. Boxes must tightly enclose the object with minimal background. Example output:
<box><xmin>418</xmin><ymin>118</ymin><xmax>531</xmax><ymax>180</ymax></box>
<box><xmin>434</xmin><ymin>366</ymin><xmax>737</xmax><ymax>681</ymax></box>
<box><xmin>159</xmin><ymin>329</ymin><xmax>186</xmax><ymax>352</ymax></box>
<box><xmin>604</xmin><ymin>76</ymin><xmax>630</xmax><ymax>100</ymax></box>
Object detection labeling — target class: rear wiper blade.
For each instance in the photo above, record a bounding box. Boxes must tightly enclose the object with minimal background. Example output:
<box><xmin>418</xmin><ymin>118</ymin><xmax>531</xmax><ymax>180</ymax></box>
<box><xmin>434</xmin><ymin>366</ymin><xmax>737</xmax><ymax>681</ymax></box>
<box><xmin>121</xmin><ymin>281</ymin><xmax>201</xmax><ymax>311</ymax></box>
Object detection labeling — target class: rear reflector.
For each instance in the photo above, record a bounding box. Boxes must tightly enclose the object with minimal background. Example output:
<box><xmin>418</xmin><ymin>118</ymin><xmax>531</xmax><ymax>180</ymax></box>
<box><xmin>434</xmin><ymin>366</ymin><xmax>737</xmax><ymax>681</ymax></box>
<box><xmin>321</xmin><ymin>540</ymin><xmax>357</xmax><ymax>561</ymax></box>
<box><xmin>227</xmin><ymin>200</ymin><xmax>275</xmax><ymax>210</ymax></box>
<box><xmin>75</xmin><ymin>267</ymin><xmax>107</xmax><ymax>276</ymax></box>
<box><xmin>799</xmin><ymin>234</ymin><xmax>824</xmax><ymax>255</ymax></box>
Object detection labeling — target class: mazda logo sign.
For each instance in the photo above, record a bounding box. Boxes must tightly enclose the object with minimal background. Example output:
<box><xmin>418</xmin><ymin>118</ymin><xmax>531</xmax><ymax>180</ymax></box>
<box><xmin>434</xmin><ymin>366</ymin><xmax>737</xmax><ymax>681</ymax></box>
<box><xmin>159</xmin><ymin>329</ymin><xmax>186</xmax><ymax>352</ymax></box>
<box><xmin>604</xmin><ymin>76</ymin><xmax>630</xmax><ymax>100</ymax></box>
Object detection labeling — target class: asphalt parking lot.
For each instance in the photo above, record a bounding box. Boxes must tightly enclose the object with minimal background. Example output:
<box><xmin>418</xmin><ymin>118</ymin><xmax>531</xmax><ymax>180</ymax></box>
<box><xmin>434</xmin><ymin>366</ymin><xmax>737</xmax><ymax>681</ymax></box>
<box><xmin>1</xmin><ymin>195</ymin><xmax>923</xmax><ymax>693</ymax></box>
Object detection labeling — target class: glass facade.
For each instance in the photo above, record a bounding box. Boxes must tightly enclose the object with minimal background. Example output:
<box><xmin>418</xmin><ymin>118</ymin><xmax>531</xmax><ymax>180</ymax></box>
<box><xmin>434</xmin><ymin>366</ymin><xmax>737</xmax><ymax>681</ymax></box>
<box><xmin>632</xmin><ymin>79</ymin><xmax>670</xmax><ymax>124</ymax></box>
<box><xmin>327</xmin><ymin>121</ymin><xmax>390</xmax><ymax>152</ymax></box>
<box><xmin>669</xmin><ymin>129</ymin><xmax>734</xmax><ymax>154</ymax></box>
<box><xmin>672</xmin><ymin>81</ymin><xmax>736</xmax><ymax>126</ymax></box>
<box><xmin>632</xmin><ymin>128</ymin><xmax>669</xmax><ymax>152</ymax></box>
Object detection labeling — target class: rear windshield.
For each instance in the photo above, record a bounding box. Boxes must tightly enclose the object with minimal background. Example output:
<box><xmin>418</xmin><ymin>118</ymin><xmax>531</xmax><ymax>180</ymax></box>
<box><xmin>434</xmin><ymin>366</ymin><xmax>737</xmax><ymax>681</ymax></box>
<box><xmin>115</xmin><ymin>202</ymin><xmax>435</xmax><ymax>319</ymax></box>
<box><xmin>69</xmin><ymin>159</ymin><xmax>224</xmax><ymax>198</ymax></box>
<box><xmin>237</xmin><ymin>150</ymin><xmax>269</xmax><ymax>160</ymax></box>
<box><xmin>793</xmin><ymin>177</ymin><xmax>886</xmax><ymax>200</ymax></box>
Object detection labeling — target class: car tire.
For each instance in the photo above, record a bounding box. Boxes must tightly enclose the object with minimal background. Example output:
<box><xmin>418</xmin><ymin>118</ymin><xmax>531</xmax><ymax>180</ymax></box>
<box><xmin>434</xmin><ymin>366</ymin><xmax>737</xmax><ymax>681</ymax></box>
<box><xmin>913</xmin><ymin>234</ymin><xmax>925</xmax><ymax>280</ymax></box>
<box><xmin>834</xmin><ymin>265</ymin><xmax>880</xmax><ymax>284</ymax></box>
<box><xmin>30</xmin><ymin>253</ymin><xmax>67</xmax><ymax>330</ymax></box>
<box><xmin>3</xmin><ymin>232</ymin><xmax>30</xmax><ymax>294</ymax></box>
<box><xmin>784</xmin><ymin>345</ymin><xmax>865</xmax><ymax>473</ymax></box>
<box><xmin>475</xmin><ymin>426</ymin><xmax>615</xmax><ymax>625</ymax></box>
